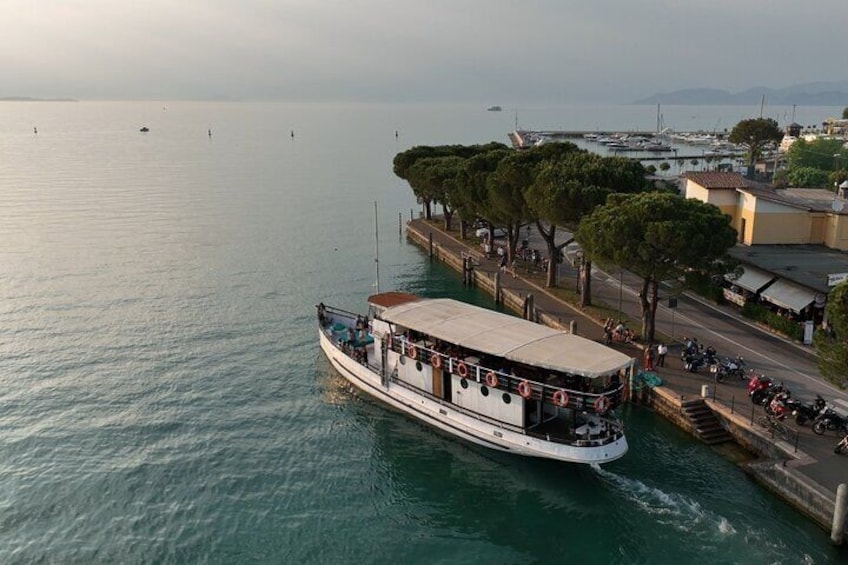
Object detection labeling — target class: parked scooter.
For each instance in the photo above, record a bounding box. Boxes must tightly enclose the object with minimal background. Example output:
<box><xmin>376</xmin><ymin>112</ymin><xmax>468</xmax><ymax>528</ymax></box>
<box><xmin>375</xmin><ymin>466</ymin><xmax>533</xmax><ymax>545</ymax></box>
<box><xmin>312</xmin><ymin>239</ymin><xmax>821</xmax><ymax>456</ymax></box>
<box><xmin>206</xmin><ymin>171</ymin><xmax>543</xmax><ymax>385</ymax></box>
<box><xmin>812</xmin><ymin>407</ymin><xmax>848</xmax><ymax>436</ymax></box>
<box><xmin>784</xmin><ymin>395</ymin><xmax>827</xmax><ymax>426</ymax></box>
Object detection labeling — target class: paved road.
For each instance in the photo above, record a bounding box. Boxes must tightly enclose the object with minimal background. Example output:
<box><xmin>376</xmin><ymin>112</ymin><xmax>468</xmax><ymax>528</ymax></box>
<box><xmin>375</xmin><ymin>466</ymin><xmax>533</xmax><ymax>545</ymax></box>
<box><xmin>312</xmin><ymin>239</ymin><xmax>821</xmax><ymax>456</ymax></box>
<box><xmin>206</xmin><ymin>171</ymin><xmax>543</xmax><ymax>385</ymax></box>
<box><xmin>418</xmin><ymin>219</ymin><xmax>848</xmax><ymax>495</ymax></box>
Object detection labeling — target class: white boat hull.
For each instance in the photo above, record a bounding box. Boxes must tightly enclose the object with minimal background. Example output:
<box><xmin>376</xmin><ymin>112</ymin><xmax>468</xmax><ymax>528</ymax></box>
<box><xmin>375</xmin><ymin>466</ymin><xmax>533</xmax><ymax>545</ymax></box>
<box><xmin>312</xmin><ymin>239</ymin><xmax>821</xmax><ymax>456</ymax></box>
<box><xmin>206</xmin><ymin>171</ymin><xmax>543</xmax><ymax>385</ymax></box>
<box><xmin>319</xmin><ymin>330</ymin><xmax>628</xmax><ymax>464</ymax></box>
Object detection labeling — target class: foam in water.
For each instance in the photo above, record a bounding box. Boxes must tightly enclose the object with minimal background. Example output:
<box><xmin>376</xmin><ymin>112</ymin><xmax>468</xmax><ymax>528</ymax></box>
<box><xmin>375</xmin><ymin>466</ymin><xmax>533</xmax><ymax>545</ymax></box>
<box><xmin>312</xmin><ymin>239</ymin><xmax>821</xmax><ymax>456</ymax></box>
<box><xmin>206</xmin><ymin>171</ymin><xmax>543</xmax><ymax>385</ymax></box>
<box><xmin>592</xmin><ymin>464</ymin><xmax>735</xmax><ymax>538</ymax></box>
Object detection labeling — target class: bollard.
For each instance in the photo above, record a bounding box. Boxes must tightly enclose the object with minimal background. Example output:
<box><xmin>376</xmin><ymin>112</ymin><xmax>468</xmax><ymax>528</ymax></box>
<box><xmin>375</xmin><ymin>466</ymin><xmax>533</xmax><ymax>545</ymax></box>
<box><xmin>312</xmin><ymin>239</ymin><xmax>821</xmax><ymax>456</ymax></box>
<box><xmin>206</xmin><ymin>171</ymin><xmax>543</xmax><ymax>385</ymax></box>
<box><xmin>569</xmin><ymin>320</ymin><xmax>576</xmax><ymax>334</ymax></box>
<box><xmin>494</xmin><ymin>271</ymin><xmax>501</xmax><ymax>304</ymax></box>
<box><xmin>700</xmin><ymin>384</ymin><xmax>710</xmax><ymax>398</ymax></box>
<box><xmin>832</xmin><ymin>483</ymin><xmax>847</xmax><ymax>545</ymax></box>
<box><xmin>398</xmin><ymin>212</ymin><xmax>402</xmax><ymax>237</ymax></box>
<box><xmin>428</xmin><ymin>232</ymin><xmax>433</xmax><ymax>258</ymax></box>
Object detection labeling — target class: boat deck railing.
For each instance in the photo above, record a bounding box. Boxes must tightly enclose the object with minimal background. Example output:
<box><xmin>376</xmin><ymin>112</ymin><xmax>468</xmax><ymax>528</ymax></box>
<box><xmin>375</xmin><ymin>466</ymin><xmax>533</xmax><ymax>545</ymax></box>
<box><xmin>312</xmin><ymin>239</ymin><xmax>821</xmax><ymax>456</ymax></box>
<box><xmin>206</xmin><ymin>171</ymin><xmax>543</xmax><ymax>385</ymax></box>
<box><xmin>388</xmin><ymin>336</ymin><xmax>624</xmax><ymax>416</ymax></box>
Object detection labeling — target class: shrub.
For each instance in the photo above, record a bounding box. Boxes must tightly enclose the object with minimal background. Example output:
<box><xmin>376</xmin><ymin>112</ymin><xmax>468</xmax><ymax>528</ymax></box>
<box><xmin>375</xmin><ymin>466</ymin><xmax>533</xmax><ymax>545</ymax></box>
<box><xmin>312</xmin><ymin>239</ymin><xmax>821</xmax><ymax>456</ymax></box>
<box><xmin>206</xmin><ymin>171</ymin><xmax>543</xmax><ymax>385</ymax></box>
<box><xmin>741</xmin><ymin>302</ymin><xmax>803</xmax><ymax>341</ymax></box>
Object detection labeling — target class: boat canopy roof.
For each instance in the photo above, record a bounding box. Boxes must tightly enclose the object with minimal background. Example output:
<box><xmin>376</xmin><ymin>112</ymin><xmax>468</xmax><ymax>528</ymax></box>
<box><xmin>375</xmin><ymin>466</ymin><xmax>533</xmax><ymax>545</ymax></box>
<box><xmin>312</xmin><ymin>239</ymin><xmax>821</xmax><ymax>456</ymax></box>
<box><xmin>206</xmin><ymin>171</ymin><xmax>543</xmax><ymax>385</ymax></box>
<box><xmin>375</xmin><ymin>297</ymin><xmax>631</xmax><ymax>378</ymax></box>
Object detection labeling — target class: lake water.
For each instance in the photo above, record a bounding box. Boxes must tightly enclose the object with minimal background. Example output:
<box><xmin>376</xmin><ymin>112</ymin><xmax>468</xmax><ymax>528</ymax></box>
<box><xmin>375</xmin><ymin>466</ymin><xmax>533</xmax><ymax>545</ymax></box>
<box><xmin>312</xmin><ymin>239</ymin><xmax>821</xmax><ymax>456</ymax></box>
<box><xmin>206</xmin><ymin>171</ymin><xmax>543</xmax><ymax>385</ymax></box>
<box><xmin>0</xmin><ymin>101</ymin><xmax>843</xmax><ymax>563</ymax></box>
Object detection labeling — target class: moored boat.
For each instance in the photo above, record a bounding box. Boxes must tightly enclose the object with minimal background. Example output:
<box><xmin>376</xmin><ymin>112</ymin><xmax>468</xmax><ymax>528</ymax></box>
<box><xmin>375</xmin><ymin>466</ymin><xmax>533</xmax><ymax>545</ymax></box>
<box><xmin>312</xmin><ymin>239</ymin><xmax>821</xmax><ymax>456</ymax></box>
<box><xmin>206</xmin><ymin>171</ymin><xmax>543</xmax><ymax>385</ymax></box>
<box><xmin>317</xmin><ymin>292</ymin><xmax>634</xmax><ymax>464</ymax></box>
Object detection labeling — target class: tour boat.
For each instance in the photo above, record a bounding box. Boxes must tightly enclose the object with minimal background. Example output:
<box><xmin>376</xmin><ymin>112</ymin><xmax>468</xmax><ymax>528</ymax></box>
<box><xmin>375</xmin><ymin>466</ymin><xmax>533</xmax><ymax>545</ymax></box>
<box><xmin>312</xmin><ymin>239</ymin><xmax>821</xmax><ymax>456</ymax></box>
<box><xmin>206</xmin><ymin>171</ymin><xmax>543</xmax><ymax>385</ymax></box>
<box><xmin>317</xmin><ymin>292</ymin><xmax>634</xmax><ymax>464</ymax></box>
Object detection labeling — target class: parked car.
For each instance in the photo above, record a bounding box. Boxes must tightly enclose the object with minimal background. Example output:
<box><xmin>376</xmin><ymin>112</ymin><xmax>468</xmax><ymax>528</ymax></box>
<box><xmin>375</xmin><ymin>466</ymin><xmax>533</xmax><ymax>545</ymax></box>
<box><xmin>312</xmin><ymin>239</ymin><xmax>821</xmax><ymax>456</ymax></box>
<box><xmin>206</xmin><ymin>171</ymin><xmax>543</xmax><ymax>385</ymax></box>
<box><xmin>475</xmin><ymin>227</ymin><xmax>507</xmax><ymax>239</ymax></box>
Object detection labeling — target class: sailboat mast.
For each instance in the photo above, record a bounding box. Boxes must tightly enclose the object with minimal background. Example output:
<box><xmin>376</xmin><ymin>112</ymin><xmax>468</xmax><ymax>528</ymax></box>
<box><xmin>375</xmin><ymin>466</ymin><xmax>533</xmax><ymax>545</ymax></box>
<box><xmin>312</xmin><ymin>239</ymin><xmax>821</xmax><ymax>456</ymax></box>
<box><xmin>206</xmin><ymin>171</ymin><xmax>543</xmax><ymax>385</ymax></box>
<box><xmin>374</xmin><ymin>201</ymin><xmax>380</xmax><ymax>294</ymax></box>
<box><xmin>656</xmin><ymin>104</ymin><xmax>660</xmax><ymax>135</ymax></box>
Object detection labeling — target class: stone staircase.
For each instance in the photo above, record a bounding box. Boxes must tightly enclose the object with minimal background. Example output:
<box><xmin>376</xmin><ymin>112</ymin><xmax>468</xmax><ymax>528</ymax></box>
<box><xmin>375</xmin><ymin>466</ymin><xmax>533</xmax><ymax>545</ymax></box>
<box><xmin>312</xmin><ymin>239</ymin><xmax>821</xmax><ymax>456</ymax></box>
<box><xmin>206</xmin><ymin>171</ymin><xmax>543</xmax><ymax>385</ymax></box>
<box><xmin>681</xmin><ymin>398</ymin><xmax>734</xmax><ymax>445</ymax></box>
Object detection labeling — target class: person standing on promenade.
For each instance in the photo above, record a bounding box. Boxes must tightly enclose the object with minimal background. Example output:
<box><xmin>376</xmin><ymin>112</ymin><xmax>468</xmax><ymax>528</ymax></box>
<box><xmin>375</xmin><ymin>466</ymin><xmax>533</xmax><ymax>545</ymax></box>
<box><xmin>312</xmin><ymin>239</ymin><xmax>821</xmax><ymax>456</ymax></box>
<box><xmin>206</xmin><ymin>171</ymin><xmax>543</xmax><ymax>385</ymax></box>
<box><xmin>657</xmin><ymin>343</ymin><xmax>667</xmax><ymax>367</ymax></box>
<box><xmin>644</xmin><ymin>345</ymin><xmax>655</xmax><ymax>371</ymax></box>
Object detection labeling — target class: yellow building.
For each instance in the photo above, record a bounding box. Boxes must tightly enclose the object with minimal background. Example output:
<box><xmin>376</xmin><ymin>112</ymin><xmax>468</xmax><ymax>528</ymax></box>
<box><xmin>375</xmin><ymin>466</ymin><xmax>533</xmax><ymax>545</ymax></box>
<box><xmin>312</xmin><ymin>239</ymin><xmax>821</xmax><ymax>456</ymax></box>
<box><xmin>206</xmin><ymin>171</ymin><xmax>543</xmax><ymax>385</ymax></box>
<box><xmin>683</xmin><ymin>172</ymin><xmax>848</xmax><ymax>250</ymax></box>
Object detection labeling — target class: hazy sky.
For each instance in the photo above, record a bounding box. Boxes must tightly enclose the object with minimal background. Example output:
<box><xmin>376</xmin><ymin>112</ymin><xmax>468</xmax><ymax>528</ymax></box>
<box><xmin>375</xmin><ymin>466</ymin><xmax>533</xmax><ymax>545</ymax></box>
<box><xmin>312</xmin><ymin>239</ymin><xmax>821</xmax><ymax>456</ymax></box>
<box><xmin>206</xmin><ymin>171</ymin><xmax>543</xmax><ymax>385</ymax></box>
<box><xmin>3</xmin><ymin>0</ymin><xmax>846</xmax><ymax>103</ymax></box>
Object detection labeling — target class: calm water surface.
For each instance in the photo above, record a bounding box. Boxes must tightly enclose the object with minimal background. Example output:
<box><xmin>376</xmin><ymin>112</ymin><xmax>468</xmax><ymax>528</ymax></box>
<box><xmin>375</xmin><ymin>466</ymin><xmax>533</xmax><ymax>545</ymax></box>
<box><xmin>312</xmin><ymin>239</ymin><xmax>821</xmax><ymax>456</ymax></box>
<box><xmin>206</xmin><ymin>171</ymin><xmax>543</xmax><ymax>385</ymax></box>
<box><xmin>0</xmin><ymin>101</ymin><xmax>843</xmax><ymax>563</ymax></box>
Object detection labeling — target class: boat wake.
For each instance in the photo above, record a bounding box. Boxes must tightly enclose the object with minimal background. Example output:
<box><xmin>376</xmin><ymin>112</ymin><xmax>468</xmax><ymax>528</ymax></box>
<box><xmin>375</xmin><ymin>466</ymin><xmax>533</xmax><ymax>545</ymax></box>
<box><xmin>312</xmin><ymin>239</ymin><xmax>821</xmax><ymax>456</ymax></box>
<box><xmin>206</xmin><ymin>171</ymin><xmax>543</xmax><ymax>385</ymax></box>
<box><xmin>590</xmin><ymin>464</ymin><xmax>735</xmax><ymax>536</ymax></box>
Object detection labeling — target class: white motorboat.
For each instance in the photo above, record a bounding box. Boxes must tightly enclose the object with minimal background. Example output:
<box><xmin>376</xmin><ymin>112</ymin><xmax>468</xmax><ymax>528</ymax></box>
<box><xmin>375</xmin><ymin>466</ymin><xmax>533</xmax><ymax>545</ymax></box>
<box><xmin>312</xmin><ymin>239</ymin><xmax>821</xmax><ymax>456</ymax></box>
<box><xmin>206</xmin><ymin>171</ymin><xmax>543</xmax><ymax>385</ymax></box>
<box><xmin>317</xmin><ymin>293</ymin><xmax>634</xmax><ymax>464</ymax></box>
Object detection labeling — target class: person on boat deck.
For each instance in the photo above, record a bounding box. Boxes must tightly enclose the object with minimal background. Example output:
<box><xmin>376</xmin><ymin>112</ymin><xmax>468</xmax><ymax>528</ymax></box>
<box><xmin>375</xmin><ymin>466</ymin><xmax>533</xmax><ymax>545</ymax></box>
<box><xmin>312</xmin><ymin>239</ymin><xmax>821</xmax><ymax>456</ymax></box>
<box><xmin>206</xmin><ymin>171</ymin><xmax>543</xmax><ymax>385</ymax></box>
<box><xmin>347</xmin><ymin>327</ymin><xmax>356</xmax><ymax>344</ymax></box>
<box><xmin>317</xmin><ymin>303</ymin><xmax>327</xmax><ymax>325</ymax></box>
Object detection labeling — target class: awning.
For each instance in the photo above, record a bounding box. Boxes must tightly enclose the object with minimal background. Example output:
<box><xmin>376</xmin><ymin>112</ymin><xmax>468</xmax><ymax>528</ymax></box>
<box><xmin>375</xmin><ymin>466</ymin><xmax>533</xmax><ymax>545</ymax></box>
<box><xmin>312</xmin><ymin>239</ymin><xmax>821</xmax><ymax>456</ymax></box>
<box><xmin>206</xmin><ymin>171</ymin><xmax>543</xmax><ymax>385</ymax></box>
<box><xmin>725</xmin><ymin>265</ymin><xmax>775</xmax><ymax>293</ymax></box>
<box><xmin>377</xmin><ymin>297</ymin><xmax>632</xmax><ymax>378</ymax></box>
<box><xmin>759</xmin><ymin>278</ymin><xmax>817</xmax><ymax>313</ymax></box>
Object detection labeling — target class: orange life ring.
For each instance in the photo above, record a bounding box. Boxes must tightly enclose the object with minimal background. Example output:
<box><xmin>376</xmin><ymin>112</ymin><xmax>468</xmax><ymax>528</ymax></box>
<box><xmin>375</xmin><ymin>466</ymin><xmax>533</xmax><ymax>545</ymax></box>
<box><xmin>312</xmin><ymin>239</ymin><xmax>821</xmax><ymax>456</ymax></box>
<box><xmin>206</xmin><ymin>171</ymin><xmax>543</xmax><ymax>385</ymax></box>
<box><xmin>485</xmin><ymin>371</ymin><xmax>498</xmax><ymax>388</ymax></box>
<box><xmin>431</xmin><ymin>353</ymin><xmax>441</xmax><ymax>369</ymax></box>
<box><xmin>594</xmin><ymin>395</ymin><xmax>610</xmax><ymax>413</ymax></box>
<box><xmin>456</xmin><ymin>361</ymin><xmax>468</xmax><ymax>378</ymax></box>
<box><xmin>407</xmin><ymin>344</ymin><xmax>417</xmax><ymax>360</ymax></box>
<box><xmin>552</xmin><ymin>389</ymin><xmax>569</xmax><ymax>407</ymax></box>
<box><xmin>517</xmin><ymin>380</ymin><xmax>532</xmax><ymax>399</ymax></box>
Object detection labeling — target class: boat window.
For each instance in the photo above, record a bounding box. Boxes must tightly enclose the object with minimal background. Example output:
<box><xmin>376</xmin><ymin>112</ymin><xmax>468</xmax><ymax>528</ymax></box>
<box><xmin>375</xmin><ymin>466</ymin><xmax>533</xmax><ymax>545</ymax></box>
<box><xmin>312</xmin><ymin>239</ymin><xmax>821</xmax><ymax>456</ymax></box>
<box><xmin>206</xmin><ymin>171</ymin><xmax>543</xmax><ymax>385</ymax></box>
<box><xmin>460</xmin><ymin>378</ymin><xmax>469</xmax><ymax>389</ymax></box>
<box><xmin>480</xmin><ymin>385</ymin><xmax>489</xmax><ymax>397</ymax></box>
<box><xmin>399</xmin><ymin>356</ymin><xmax>406</xmax><ymax>365</ymax></box>
<box><xmin>502</xmin><ymin>393</ymin><xmax>511</xmax><ymax>404</ymax></box>
<box><xmin>415</xmin><ymin>361</ymin><xmax>422</xmax><ymax>372</ymax></box>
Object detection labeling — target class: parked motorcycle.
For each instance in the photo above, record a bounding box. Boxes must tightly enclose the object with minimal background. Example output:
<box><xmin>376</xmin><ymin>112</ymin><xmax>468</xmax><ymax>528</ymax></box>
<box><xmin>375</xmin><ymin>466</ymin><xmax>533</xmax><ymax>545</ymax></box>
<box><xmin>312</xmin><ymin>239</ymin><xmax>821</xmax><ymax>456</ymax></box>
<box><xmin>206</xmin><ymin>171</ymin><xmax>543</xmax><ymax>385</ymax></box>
<box><xmin>680</xmin><ymin>337</ymin><xmax>703</xmax><ymax>359</ymax></box>
<box><xmin>711</xmin><ymin>355</ymin><xmax>746</xmax><ymax>383</ymax></box>
<box><xmin>748</xmin><ymin>373</ymin><xmax>774</xmax><ymax>405</ymax></box>
<box><xmin>764</xmin><ymin>391</ymin><xmax>791</xmax><ymax>419</ymax></box>
<box><xmin>812</xmin><ymin>407</ymin><xmax>848</xmax><ymax>436</ymax></box>
<box><xmin>784</xmin><ymin>395</ymin><xmax>827</xmax><ymax>426</ymax></box>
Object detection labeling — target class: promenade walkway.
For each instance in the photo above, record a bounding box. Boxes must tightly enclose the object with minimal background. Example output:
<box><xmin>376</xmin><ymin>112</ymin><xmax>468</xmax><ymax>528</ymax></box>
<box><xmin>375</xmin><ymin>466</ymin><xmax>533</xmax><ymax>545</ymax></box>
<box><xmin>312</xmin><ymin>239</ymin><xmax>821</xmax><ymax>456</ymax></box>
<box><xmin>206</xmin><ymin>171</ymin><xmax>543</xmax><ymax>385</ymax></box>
<box><xmin>407</xmin><ymin>218</ymin><xmax>848</xmax><ymax>521</ymax></box>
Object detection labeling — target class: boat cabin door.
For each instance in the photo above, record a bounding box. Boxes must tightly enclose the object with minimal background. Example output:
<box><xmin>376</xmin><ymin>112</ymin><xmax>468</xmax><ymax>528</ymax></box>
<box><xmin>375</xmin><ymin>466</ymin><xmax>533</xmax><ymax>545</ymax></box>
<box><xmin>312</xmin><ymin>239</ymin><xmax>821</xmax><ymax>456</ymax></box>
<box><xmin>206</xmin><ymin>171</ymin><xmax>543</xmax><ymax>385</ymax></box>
<box><xmin>431</xmin><ymin>368</ymin><xmax>452</xmax><ymax>402</ymax></box>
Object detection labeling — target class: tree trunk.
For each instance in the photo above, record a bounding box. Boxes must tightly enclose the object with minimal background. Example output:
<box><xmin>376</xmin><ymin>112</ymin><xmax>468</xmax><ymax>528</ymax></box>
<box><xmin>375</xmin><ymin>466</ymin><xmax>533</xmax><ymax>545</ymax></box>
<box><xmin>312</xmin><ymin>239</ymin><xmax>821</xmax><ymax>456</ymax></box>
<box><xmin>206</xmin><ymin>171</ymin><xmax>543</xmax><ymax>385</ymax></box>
<box><xmin>536</xmin><ymin>222</ymin><xmax>558</xmax><ymax>288</ymax></box>
<box><xmin>639</xmin><ymin>277</ymin><xmax>651</xmax><ymax>341</ymax></box>
<box><xmin>648</xmin><ymin>278</ymin><xmax>659</xmax><ymax>343</ymax></box>
<box><xmin>443</xmin><ymin>204</ymin><xmax>453</xmax><ymax>231</ymax></box>
<box><xmin>424</xmin><ymin>200</ymin><xmax>432</xmax><ymax>220</ymax></box>
<box><xmin>579</xmin><ymin>258</ymin><xmax>592</xmax><ymax>307</ymax></box>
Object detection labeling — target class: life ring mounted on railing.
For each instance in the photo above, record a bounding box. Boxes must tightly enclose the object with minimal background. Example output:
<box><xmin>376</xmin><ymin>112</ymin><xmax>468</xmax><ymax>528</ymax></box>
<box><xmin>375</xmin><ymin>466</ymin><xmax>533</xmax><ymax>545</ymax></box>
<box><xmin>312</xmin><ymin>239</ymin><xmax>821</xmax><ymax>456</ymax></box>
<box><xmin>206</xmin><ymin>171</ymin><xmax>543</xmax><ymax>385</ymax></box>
<box><xmin>594</xmin><ymin>395</ymin><xmax>610</xmax><ymax>414</ymax></box>
<box><xmin>552</xmin><ymin>389</ymin><xmax>569</xmax><ymax>408</ymax></box>
<box><xmin>517</xmin><ymin>380</ymin><xmax>532</xmax><ymax>399</ymax></box>
<box><xmin>485</xmin><ymin>371</ymin><xmax>498</xmax><ymax>388</ymax></box>
<box><xmin>456</xmin><ymin>361</ymin><xmax>469</xmax><ymax>378</ymax></box>
<box><xmin>431</xmin><ymin>353</ymin><xmax>441</xmax><ymax>369</ymax></box>
<box><xmin>407</xmin><ymin>344</ymin><xmax>417</xmax><ymax>360</ymax></box>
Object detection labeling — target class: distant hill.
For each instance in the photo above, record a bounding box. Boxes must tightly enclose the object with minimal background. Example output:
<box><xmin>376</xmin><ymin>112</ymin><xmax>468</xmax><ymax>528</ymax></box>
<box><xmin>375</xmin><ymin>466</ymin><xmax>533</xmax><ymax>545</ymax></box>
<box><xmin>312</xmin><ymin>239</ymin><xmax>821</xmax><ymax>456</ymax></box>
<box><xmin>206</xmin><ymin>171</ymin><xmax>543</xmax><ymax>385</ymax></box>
<box><xmin>0</xmin><ymin>96</ymin><xmax>77</xmax><ymax>102</ymax></box>
<box><xmin>634</xmin><ymin>81</ymin><xmax>848</xmax><ymax>106</ymax></box>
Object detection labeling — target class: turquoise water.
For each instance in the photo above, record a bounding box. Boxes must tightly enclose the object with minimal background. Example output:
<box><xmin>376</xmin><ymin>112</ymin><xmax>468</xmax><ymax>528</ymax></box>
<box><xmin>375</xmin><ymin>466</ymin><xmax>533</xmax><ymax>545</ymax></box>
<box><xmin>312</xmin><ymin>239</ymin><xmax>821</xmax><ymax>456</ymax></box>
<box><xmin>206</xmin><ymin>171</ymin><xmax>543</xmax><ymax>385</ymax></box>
<box><xmin>0</xmin><ymin>101</ymin><xmax>842</xmax><ymax>563</ymax></box>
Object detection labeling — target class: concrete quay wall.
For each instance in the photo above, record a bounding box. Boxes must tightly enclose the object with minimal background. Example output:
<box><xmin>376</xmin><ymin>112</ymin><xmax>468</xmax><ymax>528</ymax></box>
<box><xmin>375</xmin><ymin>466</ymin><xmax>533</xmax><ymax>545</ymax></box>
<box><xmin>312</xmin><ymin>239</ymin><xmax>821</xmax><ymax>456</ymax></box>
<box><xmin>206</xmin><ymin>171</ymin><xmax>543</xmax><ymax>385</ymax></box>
<box><xmin>708</xmin><ymin>401</ymin><xmax>840</xmax><ymax>533</ymax></box>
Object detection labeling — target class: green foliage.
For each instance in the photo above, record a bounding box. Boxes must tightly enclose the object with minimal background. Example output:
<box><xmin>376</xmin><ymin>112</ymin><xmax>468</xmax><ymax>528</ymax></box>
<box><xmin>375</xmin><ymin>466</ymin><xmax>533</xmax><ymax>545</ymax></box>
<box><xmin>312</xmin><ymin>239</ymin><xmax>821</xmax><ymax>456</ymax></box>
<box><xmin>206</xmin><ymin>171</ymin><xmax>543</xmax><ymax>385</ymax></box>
<box><xmin>786</xmin><ymin>137</ymin><xmax>848</xmax><ymax>171</ymax></box>
<box><xmin>831</xmin><ymin>169</ymin><xmax>848</xmax><ymax>187</ymax></box>
<box><xmin>814</xmin><ymin>281</ymin><xmax>848</xmax><ymax>388</ymax></box>
<box><xmin>394</xmin><ymin>143</ymin><xmax>509</xmax><ymax>219</ymax></box>
<box><xmin>576</xmin><ymin>192</ymin><xmax>737</xmax><ymax>341</ymax></box>
<box><xmin>684</xmin><ymin>271</ymin><xmax>724</xmax><ymax>304</ymax></box>
<box><xmin>646</xmin><ymin>164</ymin><xmax>657</xmax><ymax>174</ymax></box>
<box><xmin>728</xmin><ymin>117</ymin><xmax>783</xmax><ymax>168</ymax></box>
<box><xmin>741</xmin><ymin>302</ymin><xmax>804</xmax><ymax>341</ymax></box>
<box><xmin>786</xmin><ymin>166</ymin><xmax>831</xmax><ymax>188</ymax></box>
<box><xmin>658</xmin><ymin>162</ymin><xmax>670</xmax><ymax>171</ymax></box>
<box><xmin>843</xmin><ymin>107</ymin><xmax>848</xmax><ymax>120</ymax></box>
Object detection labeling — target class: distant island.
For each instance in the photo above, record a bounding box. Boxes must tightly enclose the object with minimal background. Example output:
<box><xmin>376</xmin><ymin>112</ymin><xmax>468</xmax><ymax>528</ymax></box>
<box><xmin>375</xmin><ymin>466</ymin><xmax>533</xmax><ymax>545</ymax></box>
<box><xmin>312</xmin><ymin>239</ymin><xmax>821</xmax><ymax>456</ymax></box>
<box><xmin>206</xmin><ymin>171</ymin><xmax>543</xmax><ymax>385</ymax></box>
<box><xmin>0</xmin><ymin>96</ymin><xmax>78</xmax><ymax>102</ymax></box>
<box><xmin>633</xmin><ymin>80</ymin><xmax>848</xmax><ymax>106</ymax></box>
